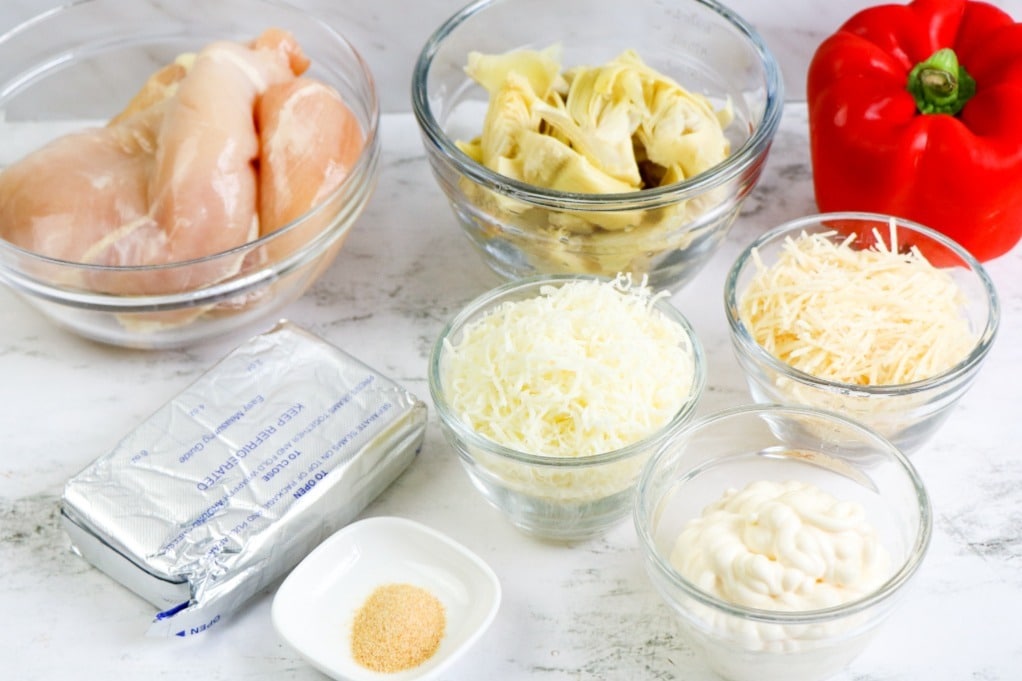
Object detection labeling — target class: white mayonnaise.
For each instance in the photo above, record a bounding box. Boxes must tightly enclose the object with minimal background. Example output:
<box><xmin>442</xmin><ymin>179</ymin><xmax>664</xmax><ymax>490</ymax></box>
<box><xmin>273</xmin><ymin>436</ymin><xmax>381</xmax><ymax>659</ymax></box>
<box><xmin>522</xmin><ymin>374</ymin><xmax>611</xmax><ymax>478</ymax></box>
<box><xmin>671</xmin><ymin>480</ymin><xmax>890</xmax><ymax>615</ymax></box>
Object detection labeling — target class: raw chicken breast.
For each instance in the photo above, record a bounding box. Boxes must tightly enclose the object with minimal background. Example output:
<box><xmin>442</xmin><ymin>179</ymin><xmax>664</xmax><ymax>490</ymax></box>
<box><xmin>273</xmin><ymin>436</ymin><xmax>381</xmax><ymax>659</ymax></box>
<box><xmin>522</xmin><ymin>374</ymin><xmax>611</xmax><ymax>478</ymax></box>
<box><xmin>0</xmin><ymin>104</ymin><xmax>160</xmax><ymax>264</ymax></box>
<box><xmin>0</xmin><ymin>29</ymin><xmax>309</xmax><ymax>295</ymax></box>
<box><xmin>256</xmin><ymin>75</ymin><xmax>365</xmax><ymax>264</ymax></box>
<box><xmin>108</xmin><ymin>58</ymin><xmax>191</xmax><ymax>127</ymax></box>
<box><xmin>0</xmin><ymin>28</ymin><xmax>368</xmax><ymax>336</ymax></box>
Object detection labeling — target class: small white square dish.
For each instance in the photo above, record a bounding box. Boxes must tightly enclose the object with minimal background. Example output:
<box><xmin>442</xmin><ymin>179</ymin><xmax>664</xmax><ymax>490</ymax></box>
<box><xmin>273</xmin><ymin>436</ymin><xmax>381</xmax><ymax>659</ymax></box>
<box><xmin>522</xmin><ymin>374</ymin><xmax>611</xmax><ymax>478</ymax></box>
<box><xmin>271</xmin><ymin>516</ymin><xmax>501</xmax><ymax>681</ymax></box>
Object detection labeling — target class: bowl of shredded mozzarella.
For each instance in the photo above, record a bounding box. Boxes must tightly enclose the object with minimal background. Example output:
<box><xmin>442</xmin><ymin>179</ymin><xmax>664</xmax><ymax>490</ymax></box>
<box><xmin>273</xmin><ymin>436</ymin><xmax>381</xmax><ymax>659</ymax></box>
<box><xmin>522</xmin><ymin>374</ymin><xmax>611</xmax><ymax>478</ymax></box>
<box><xmin>724</xmin><ymin>212</ymin><xmax>999</xmax><ymax>453</ymax></box>
<box><xmin>634</xmin><ymin>404</ymin><xmax>932</xmax><ymax>681</ymax></box>
<box><xmin>428</xmin><ymin>274</ymin><xmax>705</xmax><ymax>541</ymax></box>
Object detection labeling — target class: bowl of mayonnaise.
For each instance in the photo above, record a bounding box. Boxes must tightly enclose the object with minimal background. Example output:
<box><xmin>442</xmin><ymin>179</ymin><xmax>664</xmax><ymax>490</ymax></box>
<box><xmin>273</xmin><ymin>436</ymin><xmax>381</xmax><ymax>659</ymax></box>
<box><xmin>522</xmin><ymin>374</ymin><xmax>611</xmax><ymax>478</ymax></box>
<box><xmin>634</xmin><ymin>404</ymin><xmax>932</xmax><ymax>681</ymax></box>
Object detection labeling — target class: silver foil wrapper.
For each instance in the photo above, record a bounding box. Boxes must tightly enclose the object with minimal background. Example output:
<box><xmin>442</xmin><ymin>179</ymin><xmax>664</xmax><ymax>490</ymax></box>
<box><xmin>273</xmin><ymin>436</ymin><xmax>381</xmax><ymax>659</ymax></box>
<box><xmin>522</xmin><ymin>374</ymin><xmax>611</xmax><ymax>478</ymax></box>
<box><xmin>61</xmin><ymin>321</ymin><xmax>426</xmax><ymax>636</ymax></box>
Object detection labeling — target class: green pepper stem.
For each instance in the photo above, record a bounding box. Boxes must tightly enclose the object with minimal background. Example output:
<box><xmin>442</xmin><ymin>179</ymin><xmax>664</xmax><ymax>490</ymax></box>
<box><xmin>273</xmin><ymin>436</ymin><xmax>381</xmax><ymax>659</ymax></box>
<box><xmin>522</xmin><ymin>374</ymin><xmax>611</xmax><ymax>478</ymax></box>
<box><xmin>906</xmin><ymin>48</ymin><xmax>976</xmax><ymax>115</ymax></box>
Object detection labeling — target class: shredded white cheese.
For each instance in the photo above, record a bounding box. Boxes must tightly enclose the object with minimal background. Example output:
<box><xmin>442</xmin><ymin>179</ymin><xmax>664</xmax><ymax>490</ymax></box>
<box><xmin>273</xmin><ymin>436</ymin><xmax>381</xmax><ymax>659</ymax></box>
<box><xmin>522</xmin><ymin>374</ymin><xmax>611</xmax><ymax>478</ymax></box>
<box><xmin>738</xmin><ymin>227</ymin><xmax>975</xmax><ymax>386</ymax></box>
<box><xmin>443</xmin><ymin>275</ymin><xmax>697</xmax><ymax>458</ymax></box>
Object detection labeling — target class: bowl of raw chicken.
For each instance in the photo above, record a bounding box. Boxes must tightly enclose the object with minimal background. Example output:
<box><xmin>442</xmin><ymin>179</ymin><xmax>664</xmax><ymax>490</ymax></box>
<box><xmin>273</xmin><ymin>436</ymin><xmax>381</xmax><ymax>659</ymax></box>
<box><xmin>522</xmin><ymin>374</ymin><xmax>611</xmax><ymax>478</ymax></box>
<box><xmin>0</xmin><ymin>0</ymin><xmax>380</xmax><ymax>348</ymax></box>
<box><xmin>412</xmin><ymin>0</ymin><xmax>783</xmax><ymax>291</ymax></box>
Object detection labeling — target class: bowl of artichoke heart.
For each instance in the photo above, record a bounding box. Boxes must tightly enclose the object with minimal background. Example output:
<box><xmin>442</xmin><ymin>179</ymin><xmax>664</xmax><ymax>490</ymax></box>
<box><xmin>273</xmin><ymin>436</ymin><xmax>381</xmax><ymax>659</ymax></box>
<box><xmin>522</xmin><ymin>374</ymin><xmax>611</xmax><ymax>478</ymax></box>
<box><xmin>428</xmin><ymin>274</ymin><xmax>706</xmax><ymax>541</ymax></box>
<box><xmin>724</xmin><ymin>212</ymin><xmax>999</xmax><ymax>454</ymax></box>
<box><xmin>411</xmin><ymin>0</ymin><xmax>783</xmax><ymax>291</ymax></box>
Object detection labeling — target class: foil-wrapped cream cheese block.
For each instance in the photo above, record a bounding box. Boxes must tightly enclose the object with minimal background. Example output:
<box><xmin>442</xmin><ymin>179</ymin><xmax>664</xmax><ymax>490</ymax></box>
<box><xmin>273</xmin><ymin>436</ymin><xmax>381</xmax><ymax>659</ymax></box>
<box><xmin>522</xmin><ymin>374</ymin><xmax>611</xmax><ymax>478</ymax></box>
<box><xmin>61</xmin><ymin>321</ymin><xmax>427</xmax><ymax>637</ymax></box>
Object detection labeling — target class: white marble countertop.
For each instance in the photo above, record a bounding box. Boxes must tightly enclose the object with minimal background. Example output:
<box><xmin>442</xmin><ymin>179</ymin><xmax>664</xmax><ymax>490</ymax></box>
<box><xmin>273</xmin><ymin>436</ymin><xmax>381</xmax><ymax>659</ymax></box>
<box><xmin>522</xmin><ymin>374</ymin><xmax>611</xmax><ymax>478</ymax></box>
<box><xmin>2</xmin><ymin>102</ymin><xmax>1021</xmax><ymax>680</ymax></box>
<box><xmin>5</xmin><ymin>0</ymin><xmax>1022</xmax><ymax>112</ymax></box>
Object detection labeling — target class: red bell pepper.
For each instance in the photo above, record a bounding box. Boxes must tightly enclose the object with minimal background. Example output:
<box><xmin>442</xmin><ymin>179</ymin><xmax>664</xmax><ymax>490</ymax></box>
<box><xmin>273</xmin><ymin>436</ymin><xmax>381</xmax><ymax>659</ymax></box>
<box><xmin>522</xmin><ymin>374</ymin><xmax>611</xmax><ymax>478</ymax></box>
<box><xmin>807</xmin><ymin>0</ymin><xmax>1022</xmax><ymax>261</ymax></box>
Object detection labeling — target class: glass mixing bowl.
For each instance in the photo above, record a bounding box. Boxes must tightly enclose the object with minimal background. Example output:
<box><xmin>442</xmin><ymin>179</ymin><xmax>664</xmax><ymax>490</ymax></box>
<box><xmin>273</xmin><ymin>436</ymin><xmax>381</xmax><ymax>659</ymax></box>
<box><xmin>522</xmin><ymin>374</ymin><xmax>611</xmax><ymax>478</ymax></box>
<box><xmin>429</xmin><ymin>274</ymin><xmax>706</xmax><ymax>541</ymax></box>
<box><xmin>724</xmin><ymin>212</ymin><xmax>999</xmax><ymax>454</ymax></box>
<box><xmin>412</xmin><ymin>0</ymin><xmax>783</xmax><ymax>291</ymax></box>
<box><xmin>635</xmin><ymin>404</ymin><xmax>932</xmax><ymax>681</ymax></box>
<box><xmin>0</xmin><ymin>0</ymin><xmax>380</xmax><ymax>348</ymax></box>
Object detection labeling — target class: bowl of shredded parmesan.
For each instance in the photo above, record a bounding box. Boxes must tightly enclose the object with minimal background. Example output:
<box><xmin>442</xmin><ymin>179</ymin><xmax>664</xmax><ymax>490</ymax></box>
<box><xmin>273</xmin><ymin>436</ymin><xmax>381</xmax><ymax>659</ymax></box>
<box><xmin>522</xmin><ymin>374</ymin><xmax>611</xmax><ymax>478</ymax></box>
<box><xmin>429</xmin><ymin>274</ymin><xmax>705</xmax><ymax>541</ymax></box>
<box><xmin>724</xmin><ymin>212</ymin><xmax>999</xmax><ymax>454</ymax></box>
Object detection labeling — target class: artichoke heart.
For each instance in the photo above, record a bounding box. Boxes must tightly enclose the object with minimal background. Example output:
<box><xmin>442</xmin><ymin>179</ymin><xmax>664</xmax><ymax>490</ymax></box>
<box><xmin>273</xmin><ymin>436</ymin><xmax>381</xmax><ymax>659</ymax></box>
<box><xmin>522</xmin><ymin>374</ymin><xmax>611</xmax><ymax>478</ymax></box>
<box><xmin>458</xmin><ymin>45</ymin><xmax>731</xmax><ymax>199</ymax></box>
<box><xmin>546</xmin><ymin>63</ymin><xmax>644</xmax><ymax>185</ymax></box>
<box><xmin>517</xmin><ymin>130</ymin><xmax>635</xmax><ymax>195</ymax></box>
<box><xmin>464</xmin><ymin>44</ymin><xmax>565</xmax><ymax>99</ymax></box>
<box><xmin>454</xmin><ymin>45</ymin><xmax>735</xmax><ymax>277</ymax></box>
<box><xmin>456</xmin><ymin>72</ymin><xmax>542</xmax><ymax>171</ymax></box>
<box><xmin>638</xmin><ymin>80</ymin><xmax>734</xmax><ymax>180</ymax></box>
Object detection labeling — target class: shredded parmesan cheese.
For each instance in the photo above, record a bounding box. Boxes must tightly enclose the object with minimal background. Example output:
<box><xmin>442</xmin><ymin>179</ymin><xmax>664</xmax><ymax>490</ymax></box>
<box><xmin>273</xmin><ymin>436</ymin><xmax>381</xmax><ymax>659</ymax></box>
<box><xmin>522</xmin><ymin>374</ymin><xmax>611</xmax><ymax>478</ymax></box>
<box><xmin>443</xmin><ymin>275</ymin><xmax>697</xmax><ymax>458</ymax></box>
<box><xmin>738</xmin><ymin>227</ymin><xmax>975</xmax><ymax>386</ymax></box>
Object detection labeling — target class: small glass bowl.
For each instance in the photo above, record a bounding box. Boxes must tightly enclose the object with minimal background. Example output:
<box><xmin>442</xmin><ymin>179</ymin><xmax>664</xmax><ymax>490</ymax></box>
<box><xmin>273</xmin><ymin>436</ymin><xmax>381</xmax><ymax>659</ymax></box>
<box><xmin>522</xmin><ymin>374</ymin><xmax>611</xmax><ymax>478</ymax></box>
<box><xmin>411</xmin><ymin>0</ymin><xmax>783</xmax><ymax>291</ymax></box>
<box><xmin>428</xmin><ymin>275</ymin><xmax>706</xmax><ymax>541</ymax></box>
<box><xmin>635</xmin><ymin>404</ymin><xmax>932</xmax><ymax>681</ymax></box>
<box><xmin>724</xmin><ymin>212</ymin><xmax>999</xmax><ymax>454</ymax></box>
<box><xmin>0</xmin><ymin>0</ymin><xmax>380</xmax><ymax>349</ymax></box>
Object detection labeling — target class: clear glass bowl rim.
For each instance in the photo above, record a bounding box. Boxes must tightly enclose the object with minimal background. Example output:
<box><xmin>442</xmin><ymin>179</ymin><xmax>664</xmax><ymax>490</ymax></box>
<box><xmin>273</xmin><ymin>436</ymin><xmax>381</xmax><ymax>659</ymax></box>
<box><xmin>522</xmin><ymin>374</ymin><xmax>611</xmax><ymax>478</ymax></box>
<box><xmin>0</xmin><ymin>0</ymin><xmax>382</xmax><ymax>311</ymax></box>
<box><xmin>410</xmin><ymin>0</ymin><xmax>785</xmax><ymax>211</ymax></box>
<box><xmin>723</xmin><ymin>211</ymin><xmax>1001</xmax><ymax>397</ymax></box>
<box><xmin>634</xmin><ymin>402</ymin><xmax>933</xmax><ymax>625</ymax></box>
<box><xmin>428</xmin><ymin>273</ymin><xmax>707</xmax><ymax>467</ymax></box>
